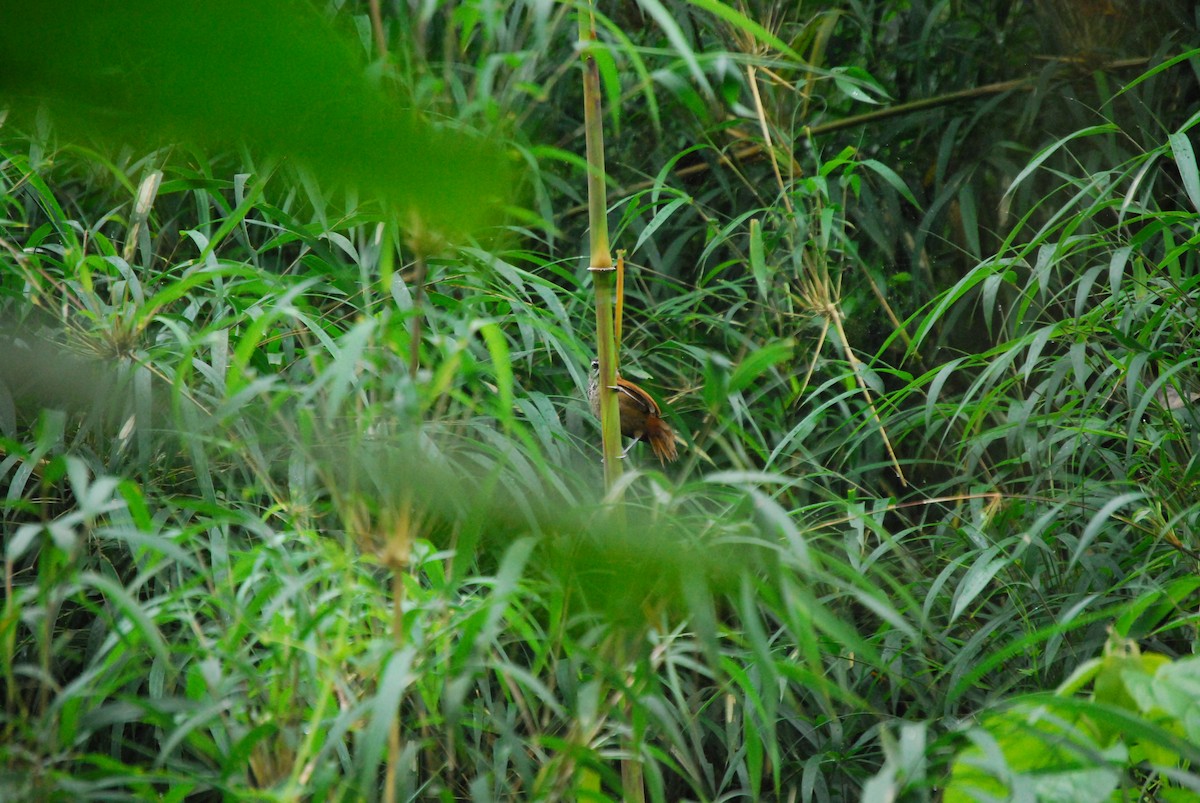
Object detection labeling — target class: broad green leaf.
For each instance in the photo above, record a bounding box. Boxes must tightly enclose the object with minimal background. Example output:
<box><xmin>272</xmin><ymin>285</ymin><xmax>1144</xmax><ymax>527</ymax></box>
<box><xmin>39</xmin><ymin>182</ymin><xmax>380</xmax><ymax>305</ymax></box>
<box><xmin>730</xmin><ymin>339</ymin><xmax>793</xmax><ymax>394</ymax></box>
<box><xmin>1169</xmin><ymin>131</ymin><xmax>1200</xmax><ymax>213</ymax></box>
<box><xmin>0</xmin><ymin>0</ymin><xmax>512</xmax><ymax>236</ymax></box>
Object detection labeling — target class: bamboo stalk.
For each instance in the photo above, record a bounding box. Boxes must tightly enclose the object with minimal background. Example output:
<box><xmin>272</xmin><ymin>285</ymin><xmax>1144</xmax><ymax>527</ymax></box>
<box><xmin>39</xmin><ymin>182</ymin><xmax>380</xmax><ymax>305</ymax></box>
<box><xmin>579</xmin><ymin>10</ymin><xmax>642</xmax><ymax>801</ymax></box>
<box><xmin>580</xmin><ymin>5</ymin><xmax>622</xmax><ymax>491</ymax></box>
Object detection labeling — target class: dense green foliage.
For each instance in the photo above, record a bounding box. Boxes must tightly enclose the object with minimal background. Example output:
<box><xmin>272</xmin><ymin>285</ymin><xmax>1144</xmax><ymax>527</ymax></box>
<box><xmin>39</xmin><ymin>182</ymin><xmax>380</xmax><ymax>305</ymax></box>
<box><xmin>2</xmin><ymin>2</ymin><xmax>1199</xmax><ymax>801</ymax></box>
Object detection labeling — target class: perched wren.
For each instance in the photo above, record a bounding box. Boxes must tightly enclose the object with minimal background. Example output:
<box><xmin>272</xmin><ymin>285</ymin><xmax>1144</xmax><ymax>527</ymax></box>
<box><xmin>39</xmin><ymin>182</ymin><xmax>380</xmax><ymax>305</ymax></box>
<box><xmin>587</xmin><ymin>359</ymin><xmax>679</xmax><ymax>464</ymax></box>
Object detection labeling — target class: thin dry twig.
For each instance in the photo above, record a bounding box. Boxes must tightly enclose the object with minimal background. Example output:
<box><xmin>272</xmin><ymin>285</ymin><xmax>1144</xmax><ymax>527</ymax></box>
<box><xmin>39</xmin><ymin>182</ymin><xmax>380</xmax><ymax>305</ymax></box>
<box><xmin>796</xmin><ymin>249</ymin><xmax>908</xmax><ymax>486</ymax></box>
<box><xmin>747</xmin><ymin>64</ymin><xmax>793</xmax><ymax>215</ymax></box>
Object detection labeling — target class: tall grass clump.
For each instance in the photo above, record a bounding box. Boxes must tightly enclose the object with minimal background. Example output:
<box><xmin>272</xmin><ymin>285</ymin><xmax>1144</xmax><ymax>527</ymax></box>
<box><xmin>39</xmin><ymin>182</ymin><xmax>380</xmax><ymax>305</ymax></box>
<box><xmin>2</xmin><ymin>1</ymin><xmax>1199</xmax><ymax>801</ymax></box>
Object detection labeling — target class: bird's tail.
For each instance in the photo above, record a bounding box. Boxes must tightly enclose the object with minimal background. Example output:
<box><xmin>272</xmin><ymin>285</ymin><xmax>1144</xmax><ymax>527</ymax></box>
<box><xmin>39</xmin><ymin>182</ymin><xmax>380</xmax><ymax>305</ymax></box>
<box><xmin>644</xmin><ymin>416</ymin><xmax>678</xmax><ymax>464</ymax></box>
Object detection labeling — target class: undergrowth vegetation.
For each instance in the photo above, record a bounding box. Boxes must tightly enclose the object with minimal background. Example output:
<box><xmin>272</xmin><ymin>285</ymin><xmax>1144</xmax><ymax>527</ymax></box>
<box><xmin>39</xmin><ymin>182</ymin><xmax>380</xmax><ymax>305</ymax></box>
<box><xmin>2</xmin><ymin>1</ymin><xmax>1199</xmax><ymax>801</ymax></box>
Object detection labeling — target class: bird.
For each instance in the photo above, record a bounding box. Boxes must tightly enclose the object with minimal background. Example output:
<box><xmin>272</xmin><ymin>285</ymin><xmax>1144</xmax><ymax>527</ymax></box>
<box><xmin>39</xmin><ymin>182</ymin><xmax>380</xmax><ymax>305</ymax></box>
<box><xmin>587</xmin><ymin>359</ymin><xmax>678</xmax><ymax>464</ymax></box>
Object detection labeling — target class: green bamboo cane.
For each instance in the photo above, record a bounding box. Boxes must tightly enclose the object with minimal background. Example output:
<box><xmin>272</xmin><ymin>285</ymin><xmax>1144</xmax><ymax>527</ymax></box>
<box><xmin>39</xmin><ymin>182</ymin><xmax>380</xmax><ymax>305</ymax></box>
<box><xmin>580</xmin><ymin>5</ymin><xmax>622</xmax><ymax>490</ymax></box>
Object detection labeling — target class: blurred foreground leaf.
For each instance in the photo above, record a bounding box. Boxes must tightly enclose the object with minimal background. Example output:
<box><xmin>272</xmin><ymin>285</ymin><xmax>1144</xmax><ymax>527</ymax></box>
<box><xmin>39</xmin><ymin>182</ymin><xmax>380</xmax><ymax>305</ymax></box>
<box><xmin>0</xmin><ymin>0</ymin><xmax>513</xmax><ymax>235</ymax></box>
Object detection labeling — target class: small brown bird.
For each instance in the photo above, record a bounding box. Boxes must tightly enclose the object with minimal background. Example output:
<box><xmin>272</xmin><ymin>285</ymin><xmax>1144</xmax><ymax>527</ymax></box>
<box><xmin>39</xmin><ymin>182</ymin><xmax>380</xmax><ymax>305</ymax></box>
<box><xmin>587</xmin><ymin>359</ymin><xmax>679</xmax><ymax>464</ymax></box>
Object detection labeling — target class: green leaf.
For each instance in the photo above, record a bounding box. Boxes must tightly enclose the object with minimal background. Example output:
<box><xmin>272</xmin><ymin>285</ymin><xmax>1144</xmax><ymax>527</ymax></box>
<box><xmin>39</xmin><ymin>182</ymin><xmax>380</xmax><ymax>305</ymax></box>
<box><xmin>685</xmin><ymin>0</ymin><xmax>803</xmax><ymax>61</ymax></box>
<box><xmin>635</xmin><ymin>195</ymin><xmax>692</xmax><ymax>255</ymax></box>
<box><xmin>1169</xmin><ymin>131</ymin><xmax>1200</xmax><ymax>213</ymax></box>
<box><xmin>1002</xmin><ymin>124</ymin><xmax>1119</xmax><ymax>201</ymax></box>
<box><xmin>748</xmin><ymin>218</ymin><xmax>770</xmax><ymax>300</ymax></box>
<box><xmin>77</xmin><ymin>571</ymin><xmax>170</xmax><ymax>666</ymax></box>
<box><xmin>0</xmin><ymin>0</ymin><xmax>513</xmax><ymax>235</ymax></box>
<box><xmin>480</xmin><ymin>321</ymin><xmax>515</xmax><ymax>430</ymax></box>
<box><xmin>861</xmin><ymin>158</ymin><xmax>922</xmax><ymax>209</ymax></box>
<box><xmin>730</xmin><ymin>340</ymin><xmax>794</xmax><ymax>394</ymax></box>
<box><xmin>946</xmin><ymin>702</ymin><xmax>1124</xmax><ymax>803</ymax></box>
<box><xmin>634</xmin><ymin>0</ymin><xmax>713</xmax><ymax>97</ymax></box>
